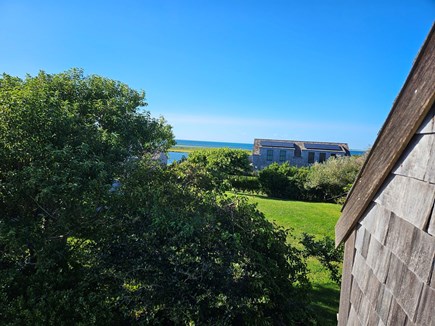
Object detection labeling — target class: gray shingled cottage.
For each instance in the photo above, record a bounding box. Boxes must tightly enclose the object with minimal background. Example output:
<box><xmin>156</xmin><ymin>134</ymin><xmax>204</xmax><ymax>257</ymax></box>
<box><xmin>251</xmin><ymin>139</ymin><xmax>350</xmax><ymax>170</ymax></box>
<box><xmin>335</xmin><ymin>25</ymin><xmax>435</xmax><ymax>325</ymax></box>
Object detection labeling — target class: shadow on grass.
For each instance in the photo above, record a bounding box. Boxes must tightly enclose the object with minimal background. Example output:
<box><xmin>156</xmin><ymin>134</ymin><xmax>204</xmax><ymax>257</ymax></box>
<box><xmin>232</xmin><ymin>191</ymin><xmax>297</xmax><ymax>202</ymax></box>
<box><xmin>232</xmin><ymin>191</ymin><xmax>332</xmax><ymax>205</ymax></box>
<box><xmin>308</xmin><ymin>284</ymin><xmax>340</xmax><ymax>325</ymax></box>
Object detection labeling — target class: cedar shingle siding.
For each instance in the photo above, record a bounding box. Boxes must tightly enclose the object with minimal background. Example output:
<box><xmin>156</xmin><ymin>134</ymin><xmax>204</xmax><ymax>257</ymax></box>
<box><xmin>336</xmin><ymin>25</ymin><xmax>435</xmax><ymax>325</ymax></box>
<box><xmin>344</xmin><ymin>107</ymin><xmax>435</xmax><ymax>325</ymax></box>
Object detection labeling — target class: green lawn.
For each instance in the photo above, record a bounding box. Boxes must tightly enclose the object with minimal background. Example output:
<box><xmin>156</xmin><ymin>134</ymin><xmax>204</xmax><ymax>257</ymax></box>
<box><xmin>239</xmin><ymin>193</ymin><xmax>342</xmax><ymax>325</ymax></box>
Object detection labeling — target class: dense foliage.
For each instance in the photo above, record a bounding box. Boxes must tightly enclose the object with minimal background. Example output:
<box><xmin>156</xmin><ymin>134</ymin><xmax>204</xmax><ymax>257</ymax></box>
<box><xmin>304</xmin><ymin>155</ymin><xmax>365</xmax><ymax>203</ymax></box>
<box><xmin>0</xmin><ymin>70</ymin><xmax>312</xmax><ymax>324</ymax></box>
<box><xmin>100</xmin><ymin>161</ymin><xmax>312</xmax><ymax>324</ymax></box>
<box><xmin>258</xmin><ymin>163</ymin><xmax>308</xmax><ymax>200</ymax></box>
<box><xmin>0</xmin><ymin>69</ymin><xmax>174</xmax><ymax>324</ymax></box>
<box><xmin>229</xmin><ymin>175</ymin><xmax>261</xmax><ymax>194</ymax></box>
<box><xmin>186</xmin><ymin>148</ymin><xmax>251</xmax><ymax>176</ymax></box>
<box><xmin>247</xmin><ymin>156</ymin><xmax>365</xmax><ymax>203</ymax></box>
<box><xmin>173</xmin><ymin>148</ymin><xmax>252</xmax><ymax>192</ymax></box>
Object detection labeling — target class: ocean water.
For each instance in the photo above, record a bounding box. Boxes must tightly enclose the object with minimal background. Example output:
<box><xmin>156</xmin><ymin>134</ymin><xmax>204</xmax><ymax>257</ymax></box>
<box><xmin>168</xmin><ymin>139</ymin><xmax>365</xmax><ymax>164</ymax></box>
<box><xmin>168</xmin><ymin>151</ymin><xmax>188</xmax><ymax>164</ymax></box>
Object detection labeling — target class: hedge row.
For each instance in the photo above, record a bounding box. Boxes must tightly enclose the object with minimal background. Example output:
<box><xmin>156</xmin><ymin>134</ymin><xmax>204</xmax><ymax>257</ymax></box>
<box><xmin>230</xmin><ymin>155</ymin><xmax>365</xmax><ymax>203</ymax></box>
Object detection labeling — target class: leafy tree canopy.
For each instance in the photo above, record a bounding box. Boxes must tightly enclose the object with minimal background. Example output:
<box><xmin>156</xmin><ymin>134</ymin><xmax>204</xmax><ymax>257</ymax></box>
<box><xmin>305</xmin><ymin>155</ymin><xmax>365</xmax><ymax>202</ymax></box>
<box><xmin>97</xmin><ymin>161</ymin><xmax>312</xmax><ymax>324</ymax></box>
<box><xmin>0</xmin><ymin>69</ymin><xmax>173</xmax><ymax>324</ymax></box>
<box><xmin>0</xmin><ymin>70</ymin><xmax>311</xmax><ymax>324</ymax></box>
<box><xmin>186</xmin><ymin>148</ymin><xmax>252</xmax><ymax>177</ymax></box>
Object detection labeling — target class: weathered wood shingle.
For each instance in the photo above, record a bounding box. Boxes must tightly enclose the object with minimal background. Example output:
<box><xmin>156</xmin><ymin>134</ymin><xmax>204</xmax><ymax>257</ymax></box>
<box><xmin>408</xmin><ymin>229</ymin><xmax>435</xmax><ymax>284</ymax></box>
<box><xmin>397</xmin><ymin>266</ymin><xmax>424</xmax><ymax>322</ymax></box>
<box><xmin>338</xmin><ymin>230</ymin><xmax>356</xmax><ymax>326</ymax></box>
<box><xmin>385</xmin><ymin>213</ymin><xmax>417</xmax><ymax>265</ymax></box>
<box><xmin>365</xmin><ymin>235</ymin><xmax>391</xmax><ymax>283</ymax></box>
<box><xmin>360</xmin><ymin>202</ymin><xmax>391</xmax><ymax>245</ymax></box>
<box><xmin>336</xmin><ymin>25</ymin><xmax>435</xmax><ymax>326</ymax></box>
<box><xmin>375</xmin><ymin>286</ymin><xmax>393</xmax><ymax>323</ymax></box>
<box><xmin>415</xmin><ymin>285</ymin><xmax>435</xmax><ymax>325</ymax></box>
<box><xmin>417</xmin><ymin>106</ymin><xmax>435</xmax><ymax>134</ymax></box>
<box><xmin>373</xmin><ymin>174</ymin><xmax>435</xmax><ymax>230</ymax></box>
<box><xmin>392</xmin><ymin>133</ymin><xmax>434</xmax><ymax>182</ymax></box>
<box><xmin>335</xmin><ymin>25</ymin><xmax>435</xmax><ymax>246</ymax></box>
<box><xmin>347</xmin><ymin>306</ymin><xmax>361</xmax><ymax>326</ymax></box>
<box><xmin>386</xmin><ymin>253</ymin><xmax>407</xmax><ymax>299</ymax></box>
<box><xmin>387</xmin><ymin>298</ymin><xmax>407</xmax><ymax>325</ymax></box>
<box><xmin>354</xmin><ymin>225</ymin><xmax>371</xmax><ymax>259</ymax></box>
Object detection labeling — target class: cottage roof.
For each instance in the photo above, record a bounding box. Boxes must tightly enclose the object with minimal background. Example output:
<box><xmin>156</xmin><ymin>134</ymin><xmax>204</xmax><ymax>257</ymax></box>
<box><xmin>335</xmin><ymin>24</ymin><xmax>435</xmax><ymax>246</ymax></box>
<box><xmin>253</xmin><ymin>138</ymin><xmax>349</xmax><ymax>155</ymax></box>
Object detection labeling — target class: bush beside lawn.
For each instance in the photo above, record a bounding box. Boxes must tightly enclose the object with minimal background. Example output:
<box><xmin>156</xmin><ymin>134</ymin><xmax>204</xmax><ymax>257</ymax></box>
<box><xmin>242</xmin><ymin>193</ymin><xmax>342</xmax><ymax>325</ymax></box>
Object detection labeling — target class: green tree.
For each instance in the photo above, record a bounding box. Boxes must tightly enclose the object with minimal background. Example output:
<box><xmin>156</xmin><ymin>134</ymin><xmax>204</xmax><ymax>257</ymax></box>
<box><xmin>98</xmin><ymin>160</ymin><xmax>312</xmax><ymax>324</ymax></box>
<box><xmin>0</xmin><ymin>70</ymin><xmax>312</xmax><ymax>324</ymax></box>
<box><xmin>176</xmin><ymin>148</ymin><xmax>252</xmax><ymax>192</ymax></box>
<box><xmin>0</xmin><ymin>69</ymin><xmax>174</xmax><ymax>324</ymax></box>
<box><xmin>186</xmin><ymin>148</ymin><xmax>251</xmax><ymax>176</ymax></box>
<box><xmin>304</xmin><ymin>155</ymin><xmax>365</xmax><ymax>202</ymax></box>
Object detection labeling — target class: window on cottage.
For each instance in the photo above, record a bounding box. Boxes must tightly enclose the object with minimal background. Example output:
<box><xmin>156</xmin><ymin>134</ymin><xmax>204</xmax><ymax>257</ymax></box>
<box><xmin>294</xmin><ymin>146</ymin><xmax>301</xmax><ymax>157</ymax></box>
<box><xmin>308</xmin><ymin>152</ymin><xmax>315</xmax><ymax>164</ymax></box>
<box><xmin>319</xmin><ymin>152</ymin><xmax>326</xmax><ymax>163</ymax></box>
<box><xmin>279</xmin><ymin>150</ymin><xmax>286</xmax><ymax>162</ymax></box>
<box><xmin>266</xmin><ymin>149</ymin><xmax>273</xmax><ymax>161</ymax></box>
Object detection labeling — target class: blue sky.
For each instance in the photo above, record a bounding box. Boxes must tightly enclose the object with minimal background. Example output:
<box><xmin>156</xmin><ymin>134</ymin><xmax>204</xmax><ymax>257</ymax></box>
<box><xmin>1</xmin><ymin>1</ymin><xmax>434</xmax><ymax>149</ymax></box>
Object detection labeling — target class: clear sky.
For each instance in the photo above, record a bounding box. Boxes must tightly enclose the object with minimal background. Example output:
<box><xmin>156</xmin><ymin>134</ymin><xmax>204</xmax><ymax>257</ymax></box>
<box><xmin>1</xmin><ymin>1</ymin><xmax>434</xmax><ymax>149</ymax></box>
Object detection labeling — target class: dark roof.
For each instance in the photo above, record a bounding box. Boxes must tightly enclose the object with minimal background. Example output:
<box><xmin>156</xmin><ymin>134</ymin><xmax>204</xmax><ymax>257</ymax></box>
<box><xmin>253</xmin><ymin>138</ymin><xmax>349</xmax><ymax>155</ymax></box>
<box><xmin>335</xmin><ymin>23</ymin><xmax>435</xmax><ymax>246</ymax></box>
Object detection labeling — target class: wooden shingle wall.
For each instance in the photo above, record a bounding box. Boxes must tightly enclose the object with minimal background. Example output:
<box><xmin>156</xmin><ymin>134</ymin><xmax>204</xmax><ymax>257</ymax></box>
<box><xmin>342</xmin><ymin>106</ymin><xmax>435</xmax><ymax>325</ymax></box>
<box><xmin>335</xmin><ymin>26</ymin><xmax>435</xmax><ymax>246</ymax></box>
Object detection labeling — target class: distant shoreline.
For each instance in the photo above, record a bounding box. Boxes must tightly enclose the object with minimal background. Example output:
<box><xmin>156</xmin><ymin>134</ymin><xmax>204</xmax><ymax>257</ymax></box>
<box><xmin>170</xmin><ymin>145</ymin><xmax>250</xmax><ymax>154</ymax></box>
<box><xmin>172</xmin><ymin>139</ymin><xmax>365</xmax><ymax>156</ymax></box>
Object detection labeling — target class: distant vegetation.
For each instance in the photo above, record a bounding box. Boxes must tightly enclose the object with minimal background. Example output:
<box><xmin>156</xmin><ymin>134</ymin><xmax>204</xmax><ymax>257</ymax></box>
<box><xmin>169</xmin><ymin>145</ymin><xmax>201</xmax><ymax>153</ymax></box>
<box><xmin>170</xmin><ymin>145</ymin><xmax>250</xmax><ymax>155</ymax></box>
<box><xmin>172</xmin><ymin>147</ymin><xmax>365</xmax><ymax>205</ymax></box>
<box><xmin>229</xmin><ymin>156</ymin><xmax>365</xmax><ymax>204</ymax></box>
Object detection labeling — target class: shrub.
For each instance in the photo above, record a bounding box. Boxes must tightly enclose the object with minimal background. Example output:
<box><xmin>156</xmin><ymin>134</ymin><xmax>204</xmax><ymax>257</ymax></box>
<box><xmin>186</xmin><ymin>148</ymin><xmax>252</xmax><ymax>177</ymax></box>
<box><xmin>99</xmin><ymin>161</ymin><xmax>313</xmax><ymax>324</ymax></box>
<box><xmin>304</xmin><ymin>155</ymin><xmax>365</xmax><ymax>202</ymax></box>
<box><xmin>230</xmin><ymin>175</ymin><xmax>261</xmax><ymax>193</ymax></box>
<box><xmin>258</xmin><ymin>163</ymin><xmax>308</xmax><ymax>200</ymax></box>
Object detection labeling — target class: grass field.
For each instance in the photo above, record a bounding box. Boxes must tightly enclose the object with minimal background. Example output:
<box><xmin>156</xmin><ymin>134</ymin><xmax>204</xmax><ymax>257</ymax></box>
<box><xmin>238</xmin><ymin>193</ymin><xmax>342</xmax><ymax>325</ymax></box>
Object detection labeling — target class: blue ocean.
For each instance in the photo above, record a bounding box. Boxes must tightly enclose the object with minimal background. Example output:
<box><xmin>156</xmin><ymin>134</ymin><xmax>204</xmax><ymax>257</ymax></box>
<box><xmin>168</xmin><ymin>139</ymin><xmax>365</xmax><ymax>164</ymax></box>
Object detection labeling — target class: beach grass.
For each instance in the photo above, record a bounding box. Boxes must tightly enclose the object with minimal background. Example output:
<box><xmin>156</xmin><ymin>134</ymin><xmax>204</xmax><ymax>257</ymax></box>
<box><xmin>169</xmin><ymin>146</ymin><xmax>201</xmax><ymax>153</ymax></box>
<box><xmin>237</xmin><ymin>193</ymin><xmax>342</xmax><ymax>325</ymax></box>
